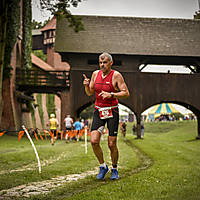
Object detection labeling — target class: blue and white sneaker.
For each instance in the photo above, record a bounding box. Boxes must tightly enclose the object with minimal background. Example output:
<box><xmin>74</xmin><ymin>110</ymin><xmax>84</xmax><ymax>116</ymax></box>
<box><xmin>110</xmin><ymin>168</ymin><xmax>119</xmax><ymax>180</ymax></box>
<box><xmin>96</xmin><ymin>165</ymin><xmax>109</xmax><ymax>180</ymax></box>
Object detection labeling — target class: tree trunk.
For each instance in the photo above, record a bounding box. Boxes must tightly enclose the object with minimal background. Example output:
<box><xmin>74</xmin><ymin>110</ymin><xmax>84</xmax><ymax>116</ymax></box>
<box><xmin>0</xmin><ymin>0</ymin><xmax>8</xmax><ymax>127</ymax></box>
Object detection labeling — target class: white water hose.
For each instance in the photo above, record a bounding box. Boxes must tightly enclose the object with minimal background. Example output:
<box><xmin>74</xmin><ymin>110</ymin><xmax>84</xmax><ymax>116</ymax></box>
<box><xmin>85</xmin><ymin>126</ymin><xmax>87</xmax><ymax>154</ymax></box>
<box><xmin>22</xmin><ymin>125</ymin><xmax>41</xmax><ymax>173</ymax></box>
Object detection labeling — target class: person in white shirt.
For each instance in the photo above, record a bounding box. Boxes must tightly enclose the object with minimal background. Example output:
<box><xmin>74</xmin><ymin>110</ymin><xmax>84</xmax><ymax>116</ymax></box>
<box><xmin>64</xmin><ymin>115</ymin><xmax>73</xmax><ymax>142</ymax></box>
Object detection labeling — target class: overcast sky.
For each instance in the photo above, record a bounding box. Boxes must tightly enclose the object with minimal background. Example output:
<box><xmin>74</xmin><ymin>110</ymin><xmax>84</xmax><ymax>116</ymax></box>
<box><xmin>32</xmin><ymin>0</ymin><xmax>199</xmax><ymax>22</ymax></box>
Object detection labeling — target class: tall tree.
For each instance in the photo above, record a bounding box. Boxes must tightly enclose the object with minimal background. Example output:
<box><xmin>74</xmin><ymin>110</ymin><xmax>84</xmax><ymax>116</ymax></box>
<box><xmin>0</xmin><ymin>0</ymin><xmax>8</xmax><ymax>124</ymax></box>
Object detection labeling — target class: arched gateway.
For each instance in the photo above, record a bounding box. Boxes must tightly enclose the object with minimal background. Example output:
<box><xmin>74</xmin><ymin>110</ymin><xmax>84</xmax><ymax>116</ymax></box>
<box><xmin>55</xmin><ymin>15</ymin><xmax>200</xmax><ymax>138</ymax></box>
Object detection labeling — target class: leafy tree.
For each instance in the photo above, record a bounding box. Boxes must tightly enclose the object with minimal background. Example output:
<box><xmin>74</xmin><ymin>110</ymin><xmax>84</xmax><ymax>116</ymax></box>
<box><xmin>32</xmin><ymin>19</ymin><xmax>43</xmax><ymax>29</ymax></box>
<box><xmin>39</xmin><ymin>0</ymin><xmax>84</xmax><ymax>32</ymax></box>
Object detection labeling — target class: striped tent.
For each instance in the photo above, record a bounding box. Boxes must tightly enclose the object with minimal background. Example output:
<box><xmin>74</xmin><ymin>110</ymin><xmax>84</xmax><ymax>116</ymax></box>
<box><xmin>148</xmin><ymin>103</ymin><xmax>179</xmax><ymax>120</ymax></box>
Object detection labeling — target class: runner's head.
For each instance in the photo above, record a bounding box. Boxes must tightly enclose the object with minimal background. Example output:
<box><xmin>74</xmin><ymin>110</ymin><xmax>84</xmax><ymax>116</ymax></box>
<box><xmin>50</xmin><ymin>113</ymin><xmax>55</xmax><ymax>118</ymax></box>
<box><xmin>99</xmin><ymin>52</ymin><xmax>113</xmax><ymax>74</ymax></box>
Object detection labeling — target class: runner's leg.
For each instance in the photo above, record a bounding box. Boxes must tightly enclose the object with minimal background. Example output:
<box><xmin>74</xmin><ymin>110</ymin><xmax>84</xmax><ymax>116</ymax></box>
<box><xmin>90</xmin><ymin>130</ymin><xmax>104</xmax><ymax>164</ymax></box>
<box><xmin>108</xmin><ymin>136</ymin><xmax>118</xmax><ymax>166</ymax></box>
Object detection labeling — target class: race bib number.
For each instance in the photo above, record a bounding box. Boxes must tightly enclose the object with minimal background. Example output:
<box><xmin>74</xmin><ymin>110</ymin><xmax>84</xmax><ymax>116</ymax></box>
<box><xmin>99</xmin><ymin>107</ymin><xmax>113</xmax><ymax>119</ymax></box>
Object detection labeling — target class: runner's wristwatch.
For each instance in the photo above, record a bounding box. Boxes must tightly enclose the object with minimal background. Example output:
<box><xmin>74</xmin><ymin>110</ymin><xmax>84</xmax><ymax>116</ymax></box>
<box><xmin>110</xmin><ymin>92</ymin><xmax>114</xmax><ymax>98</ymax></box>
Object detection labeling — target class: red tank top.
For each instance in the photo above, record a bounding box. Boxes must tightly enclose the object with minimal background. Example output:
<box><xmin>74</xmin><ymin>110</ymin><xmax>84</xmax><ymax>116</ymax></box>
<box><xmin>94</xmin><ymin>70</ymin><xmax>118</xmax><ymax>107</ymax></box>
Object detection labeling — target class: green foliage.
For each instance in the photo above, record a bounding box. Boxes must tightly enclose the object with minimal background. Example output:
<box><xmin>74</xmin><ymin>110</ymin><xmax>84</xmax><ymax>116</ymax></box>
<box><xmin>32</xmin><ymin>50</ymin><xmax>47</xmax><ymax>62</ymax></box>
<box><xmin>57</xmin><ymin>14</ymin><xmax>84</xmax><ymax>32</ymax></box>
<box><xmin>32</xmin><ymin>19</ymin><xmax>43</xmax><ymax>29</ymax></box>
<box><xmin>3</xmin><ymin>0</ymin><xmax>20</xmax><ymax>79</ymax></box>
<box><xmin>22</xmin><ymin>0</ymin><xmax>32</xmax><ymax>69</ymax></box>
<box><xmin>40</xmin><ymin>0</ymin><xmax>82</xmax><ymax>14</ymax></box>
<box><xmin>32</xmin><ymin>18</ymin><xmax>51</xmax><ymax>29</ymax></box>
<box><xmin>39</xmin><ymin>0</ymin><xmax>84</xmax><ymax>32</ymax></box>
<box><xmin>36</xmin><ymin>94</ymin><xmax>45</xmax><ymax>129</ymax></box>
<box><xmin>194</xmin><ymin>10</ymin><xmax>200</xmax><ymax>19</ymax></box>
<box><xmin>46</xmin><ymin>94</ymin><xmax>55</xmax><ymax>117</ymax></box>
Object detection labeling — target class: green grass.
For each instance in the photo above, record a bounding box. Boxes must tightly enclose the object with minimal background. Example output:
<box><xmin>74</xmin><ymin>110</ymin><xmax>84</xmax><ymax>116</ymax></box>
<box><xmin>0</xmin><ymin>120</ymin><xmax>199</xmax><ymax>200</ymax></box>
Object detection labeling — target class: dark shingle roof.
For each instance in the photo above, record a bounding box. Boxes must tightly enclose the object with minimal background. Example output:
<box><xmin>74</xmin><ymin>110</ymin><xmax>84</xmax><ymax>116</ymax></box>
<box><xmin>55</xmin><ymin>15</ymin><xmax>200</xmax><ymax>57</ymax></box>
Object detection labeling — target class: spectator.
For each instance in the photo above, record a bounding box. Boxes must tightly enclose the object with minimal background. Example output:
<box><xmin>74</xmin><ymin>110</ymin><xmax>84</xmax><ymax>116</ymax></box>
<box><xmin>64</xmin><ymin>114</ymin><xmax>73</xmax><ymax>142</ymax></box>
<box><xmin>81</xmin><ymin>119</ymin><xmax>85</xmax><ymax>129</ymax></box>
<box><xmin>120</xmin><ymin>121</ymin><xmax>127</xmax><ymax>137</ymax></box>
<box><xmin>46</xmin><ymin>113</ymin><xmax>59</xmax><ymax>145</ymax></box>
<box><xmin>141</xmin><ymin>122</ymin><xmax>144</xmax><ymax>138</ymax></box>
<box><xmin>132</xmin><ymin>124</ymin><xmax>136</xmax><ymax>136</ymax></box>
<box><xmin>73</xmin><ymin>118</ymin><xmax>83</xmax><ymax>141</ymax></box>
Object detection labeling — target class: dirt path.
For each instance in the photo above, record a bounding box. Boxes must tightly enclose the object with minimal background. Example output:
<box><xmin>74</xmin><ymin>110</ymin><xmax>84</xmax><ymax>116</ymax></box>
<box><xmin>0</xmin><ymin>169</ymin><xmax>98</xmax><ymax>199</ymax></box>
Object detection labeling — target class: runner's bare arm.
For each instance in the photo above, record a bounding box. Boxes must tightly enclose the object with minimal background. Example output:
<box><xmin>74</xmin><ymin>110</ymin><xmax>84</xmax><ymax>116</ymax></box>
<box><xmin>83</xmin><ymin>72</ymin><xmax>96</xmax><ymax>96</ymax></box>
<box><xmin>111</xmin><ymin>72</ymin><xmax>130</xmax><ymax>99</ymax></box>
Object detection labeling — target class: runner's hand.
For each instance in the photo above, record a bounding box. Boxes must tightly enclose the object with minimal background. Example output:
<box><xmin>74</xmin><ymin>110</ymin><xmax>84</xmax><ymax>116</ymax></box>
<box><xmin>99</xmin><ymin>90</ymin><xmax>111</xmax><ymax>99</ymax></box>
<box><xmin>83</xmin><ymin>74</ymin><xmax>90</xmax><ymax>86</ymax></box>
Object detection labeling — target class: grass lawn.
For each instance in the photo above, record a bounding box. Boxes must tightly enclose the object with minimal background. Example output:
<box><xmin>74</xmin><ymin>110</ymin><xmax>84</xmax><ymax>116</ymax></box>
<box><xmin>0</xmin><ymin>120</ymin><xmax>199</xmax><ymax>200</ymax></box>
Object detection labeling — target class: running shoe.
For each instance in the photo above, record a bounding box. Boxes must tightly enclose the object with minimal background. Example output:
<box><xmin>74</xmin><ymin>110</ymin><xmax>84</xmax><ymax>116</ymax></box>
<box><xmin>96</xmin><ymin>165</ymin><xmax>109</xmax><ymax>180</ymax></box>
<box><xmin>110</xmin><ymin>168</ymin><xmax>119</xmax><ymax>180</ymax></box>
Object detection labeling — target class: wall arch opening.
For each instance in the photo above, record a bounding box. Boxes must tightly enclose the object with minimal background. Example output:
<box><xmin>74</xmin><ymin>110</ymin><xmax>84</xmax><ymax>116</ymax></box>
<box><xmin>142</xmin><ymin>102</ymin><xmax>196</xmax><ymax>122</ymax></box>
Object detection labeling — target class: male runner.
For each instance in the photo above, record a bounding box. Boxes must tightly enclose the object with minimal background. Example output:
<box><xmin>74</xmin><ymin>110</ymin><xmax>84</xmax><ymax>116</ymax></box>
<box><xmin>83</xmin><ymin>52</ymin><xmax>130</xmax><ymax>180</ymax></box>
